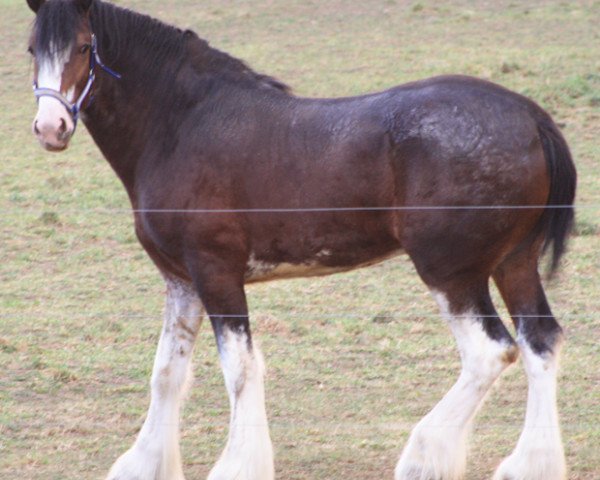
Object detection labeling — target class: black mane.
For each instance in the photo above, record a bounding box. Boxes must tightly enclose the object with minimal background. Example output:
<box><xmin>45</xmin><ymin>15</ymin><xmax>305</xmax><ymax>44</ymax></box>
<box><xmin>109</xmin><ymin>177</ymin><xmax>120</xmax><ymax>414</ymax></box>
<box><xmin>34</xmin><ymin>0</ymin><xmax>290</xmax><ymax>94</ymax></box>
<box><xmin>92</xmin><ymin>0</ymin><xmax>290</xmax><ymax>94</ymax></box>
<box><xmin>91</xmin><ymin>1</ymin><xmax>187</xmax><ymax>75</ymax></box>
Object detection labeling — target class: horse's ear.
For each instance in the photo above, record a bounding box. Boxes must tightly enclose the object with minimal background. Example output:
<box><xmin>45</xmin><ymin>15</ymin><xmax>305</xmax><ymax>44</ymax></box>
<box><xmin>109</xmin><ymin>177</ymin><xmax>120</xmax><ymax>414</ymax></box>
<box><xmin>76</xmin><ymin>0</ymin><xmax>93</xmax><ymax>13</ymax></box>
<box><xmin>26</xmin><ymin>0</ymin><xmax>44</xmax><ymax>13</ymax></box>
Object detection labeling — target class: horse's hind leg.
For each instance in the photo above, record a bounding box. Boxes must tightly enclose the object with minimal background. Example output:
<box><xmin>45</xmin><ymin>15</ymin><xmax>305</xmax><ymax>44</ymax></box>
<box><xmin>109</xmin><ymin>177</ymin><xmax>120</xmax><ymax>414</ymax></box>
<box><xmin>396</xmin><ymin>279</ymin><xmax>519</xmax><ymax>480</ymax></box>
<box><xmin>492</xmin><ymin>252</ymin><xmax>566</xmax><ymax>480</ymax></box>
<box><xmin>107</xmin><ymin>279</ymin><xmax>203</xmax><ymax>480</ymax></box>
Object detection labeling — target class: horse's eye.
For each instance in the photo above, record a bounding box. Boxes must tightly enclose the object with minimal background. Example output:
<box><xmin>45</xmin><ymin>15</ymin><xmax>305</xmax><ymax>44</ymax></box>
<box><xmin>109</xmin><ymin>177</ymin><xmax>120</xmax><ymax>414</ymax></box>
<box><xmin>27</xmin><ymin>46</ymin><xmax>34</xmax><ymax>56</ymax></box>
<box><xmin>79</xmin><ymin>44</ymin><xmax>91</xmax><ymax>54</ymax></box>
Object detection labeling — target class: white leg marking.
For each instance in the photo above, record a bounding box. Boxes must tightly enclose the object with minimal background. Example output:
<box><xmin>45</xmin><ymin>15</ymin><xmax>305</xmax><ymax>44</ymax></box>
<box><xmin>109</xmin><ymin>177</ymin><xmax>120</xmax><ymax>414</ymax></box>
<box><xmin>208</xmin><ymin>330</ymin><xmax>274</xmax><ymax>480</ymax></box>
<box><xmin>107</xmin><ymin>280</ymin><xmax>203</xmax><ymax>480</ymax></box>
<box><xmin>396</xmin><ymin>292</ymin><xmax>517</xmax><ymax>480</ymax></box>
<box><xmin>493</xmin><ymin>341</ymin><xmax>565</xmax><ymax>480</ymax></box>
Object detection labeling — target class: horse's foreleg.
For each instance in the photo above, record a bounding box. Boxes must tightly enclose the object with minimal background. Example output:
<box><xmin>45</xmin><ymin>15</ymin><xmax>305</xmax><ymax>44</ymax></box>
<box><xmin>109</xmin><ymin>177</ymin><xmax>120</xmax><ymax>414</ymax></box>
<box><xmin>395</xmin><ymin>286</ymin><xmax>518</xmax><ymax>480</ymax></box>
<box><xmin>208</xmin><ymin>324</ymin><xmax>273</xmax><ymax>480</ymax></box>
<box><xmin>192</xmin><ymin>266</ymin><xmax>273</xmax><ymax>480</ymax></box>
<box><xmin>106</xmin><ymin>279</ymin><xmax>203</xmax><ymax>480</ymax></box>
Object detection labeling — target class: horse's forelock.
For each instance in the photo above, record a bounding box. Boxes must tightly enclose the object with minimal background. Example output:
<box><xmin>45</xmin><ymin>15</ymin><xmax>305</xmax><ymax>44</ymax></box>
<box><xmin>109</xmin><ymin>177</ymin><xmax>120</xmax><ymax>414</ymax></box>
<box><xmin>34</xmin><ymin>0</ymin><xmax>82</xmax><ymax>57</ymax></box>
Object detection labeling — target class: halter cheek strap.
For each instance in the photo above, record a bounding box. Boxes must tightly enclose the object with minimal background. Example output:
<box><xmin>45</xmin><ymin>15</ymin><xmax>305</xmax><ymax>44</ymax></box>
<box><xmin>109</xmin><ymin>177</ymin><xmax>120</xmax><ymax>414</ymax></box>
<box><xmin>33</xmin><ymin>34</ymin><xmax>121</xmax><ymax>132</ymax></box>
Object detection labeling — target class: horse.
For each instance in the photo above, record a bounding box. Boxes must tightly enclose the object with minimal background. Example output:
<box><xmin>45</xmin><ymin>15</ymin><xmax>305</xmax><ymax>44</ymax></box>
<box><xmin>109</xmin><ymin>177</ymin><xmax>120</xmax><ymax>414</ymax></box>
<box><xmin>25</xmin><ymin>0</ymin><xmax>576</xmax><ymax>479</ymax></box>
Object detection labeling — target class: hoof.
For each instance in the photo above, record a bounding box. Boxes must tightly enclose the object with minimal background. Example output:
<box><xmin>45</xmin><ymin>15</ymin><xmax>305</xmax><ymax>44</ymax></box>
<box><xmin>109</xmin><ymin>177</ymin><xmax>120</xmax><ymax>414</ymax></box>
<box><xmin>493</xmin><ymin>450</ymin><xmax>566</xmax><ymax>480</ymax></box>
<box><xmin>106</xmin><ymin>447</ymin><xmax>185</xmax><ymax>480</ymax></box>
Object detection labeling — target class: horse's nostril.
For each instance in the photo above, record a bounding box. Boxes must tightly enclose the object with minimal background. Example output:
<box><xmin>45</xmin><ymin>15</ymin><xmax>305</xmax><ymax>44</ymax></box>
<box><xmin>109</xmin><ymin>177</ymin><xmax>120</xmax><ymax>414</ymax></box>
<box><xmin>58</xmin><ymin>118</ymin><xmax>67</xmax><ymax>134</ymax></box>
<box><xmin>33</xmin><ymin>120</ymin><xmax>40</xmax><ymax>135</ymax></box>
<box><xmin>56</xmin><ymin>118</ymin><xmax>72</xmax><ymax>141</ymax></box>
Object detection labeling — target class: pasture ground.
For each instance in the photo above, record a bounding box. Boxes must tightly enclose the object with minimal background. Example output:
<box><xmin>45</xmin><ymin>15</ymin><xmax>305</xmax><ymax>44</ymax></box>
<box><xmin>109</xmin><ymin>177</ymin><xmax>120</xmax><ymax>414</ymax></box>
<box><xmin>1</xmin><ymin>0</ymin><xmax>599</xmax><ymax>479</ymax></box>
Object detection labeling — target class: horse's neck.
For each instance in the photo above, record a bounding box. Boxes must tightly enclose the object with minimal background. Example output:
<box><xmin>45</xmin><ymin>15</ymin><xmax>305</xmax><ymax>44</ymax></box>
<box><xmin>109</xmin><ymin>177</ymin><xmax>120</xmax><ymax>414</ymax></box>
<box><xmin>82</xmin><ymin>89</ymin><xmax>142</xmax><ymax>204</ymax></box>
<box><xmin>81</xmin><ymin>6</ymin><xmax>187</xmax><ymax>204</ymax></box>
<box><xmin>82</xmin><ymin>58</ymin><xmax>179</xmax><ymax>205</ymax></box>
<box><xmin>80</xmin><ymin>7</ymin><xmax>284</xmax><ymax>204</ymax></box>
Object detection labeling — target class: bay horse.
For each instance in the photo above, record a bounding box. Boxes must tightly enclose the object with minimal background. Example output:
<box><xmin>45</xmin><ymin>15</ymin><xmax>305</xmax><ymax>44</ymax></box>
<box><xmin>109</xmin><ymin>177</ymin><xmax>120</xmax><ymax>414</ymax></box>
<box><xmin>25</xmin><ymin>0</ymin><xmax>576</xmax><ymax>479</ymax></box>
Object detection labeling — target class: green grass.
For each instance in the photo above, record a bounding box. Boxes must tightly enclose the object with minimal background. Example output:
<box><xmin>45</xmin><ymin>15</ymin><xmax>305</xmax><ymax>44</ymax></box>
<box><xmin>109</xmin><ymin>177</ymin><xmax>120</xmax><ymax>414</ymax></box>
<box><xmin>1</xmin><ymin>1</ymin><xmax>599</xmax><ymax>479</ymax></box>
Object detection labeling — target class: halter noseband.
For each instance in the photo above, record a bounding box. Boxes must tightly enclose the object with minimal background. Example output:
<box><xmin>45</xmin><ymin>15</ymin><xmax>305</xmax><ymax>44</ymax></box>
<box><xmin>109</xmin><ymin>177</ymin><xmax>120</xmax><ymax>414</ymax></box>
<box><xmin>33</xmin><ymin>34</ymin><xmax>121</xmax><ymax>131</ymax></box>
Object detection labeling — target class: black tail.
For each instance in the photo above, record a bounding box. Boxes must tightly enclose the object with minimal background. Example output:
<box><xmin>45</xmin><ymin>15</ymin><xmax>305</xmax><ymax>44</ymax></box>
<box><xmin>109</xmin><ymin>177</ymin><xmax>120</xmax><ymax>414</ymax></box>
<box><xmin>536</xmin><ymin>119</ymin><xmax>577</xmax><ymax>275</ymax></box>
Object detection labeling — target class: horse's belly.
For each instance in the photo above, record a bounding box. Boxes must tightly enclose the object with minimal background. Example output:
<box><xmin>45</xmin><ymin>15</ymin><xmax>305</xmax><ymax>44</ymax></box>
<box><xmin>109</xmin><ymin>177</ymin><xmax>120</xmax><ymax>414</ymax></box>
<box><xmin>244</xmin><ymin>248</ymin><xmax>404</xmax><ymax>283</ymax></box>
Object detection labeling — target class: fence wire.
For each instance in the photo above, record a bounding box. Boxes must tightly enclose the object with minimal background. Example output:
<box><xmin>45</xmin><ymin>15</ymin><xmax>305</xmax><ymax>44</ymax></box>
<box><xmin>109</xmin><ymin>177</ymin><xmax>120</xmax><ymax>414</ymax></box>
<box><xmin>2</xmin><ymin>203</ymin><xmax>600</xmax><ymax>215</ymax></box>
<box><xmin>1</xmin><ymin>312</ymin><xmax>599</xmax><ymax>320</ymax></box>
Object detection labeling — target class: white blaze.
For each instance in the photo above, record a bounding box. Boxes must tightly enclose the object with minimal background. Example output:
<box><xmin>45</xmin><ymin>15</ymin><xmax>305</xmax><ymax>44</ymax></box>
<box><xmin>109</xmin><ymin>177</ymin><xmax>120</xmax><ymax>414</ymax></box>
<box><xmin>34</xmin><ymin>47</ymin><xmax>75</xmax><ymax>135</ymax></box>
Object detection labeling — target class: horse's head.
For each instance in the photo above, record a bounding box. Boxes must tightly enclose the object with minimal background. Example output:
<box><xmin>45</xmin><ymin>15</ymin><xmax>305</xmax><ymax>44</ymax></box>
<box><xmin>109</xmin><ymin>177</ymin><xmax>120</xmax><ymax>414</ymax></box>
<box><xmin>27</xmin><ymin>0</ymin><xmax>95</xmax><ymax>151</ymax></box>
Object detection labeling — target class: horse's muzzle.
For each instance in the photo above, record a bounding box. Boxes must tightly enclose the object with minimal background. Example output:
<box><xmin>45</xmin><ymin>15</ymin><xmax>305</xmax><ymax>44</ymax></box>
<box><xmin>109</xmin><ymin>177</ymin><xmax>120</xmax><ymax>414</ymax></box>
<box><xmin>32</xmin><ymin>116</ymin><xmax>73</xmax><ymax>152</ymax></box>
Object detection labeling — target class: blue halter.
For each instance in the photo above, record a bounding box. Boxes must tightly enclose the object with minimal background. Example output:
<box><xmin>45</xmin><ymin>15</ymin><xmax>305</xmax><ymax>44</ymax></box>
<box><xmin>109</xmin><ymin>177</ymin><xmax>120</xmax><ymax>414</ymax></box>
<box><xmin>33</xmin><ymin>34</ymin><xmax>121</xmax><ymax>131</ymax></box>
